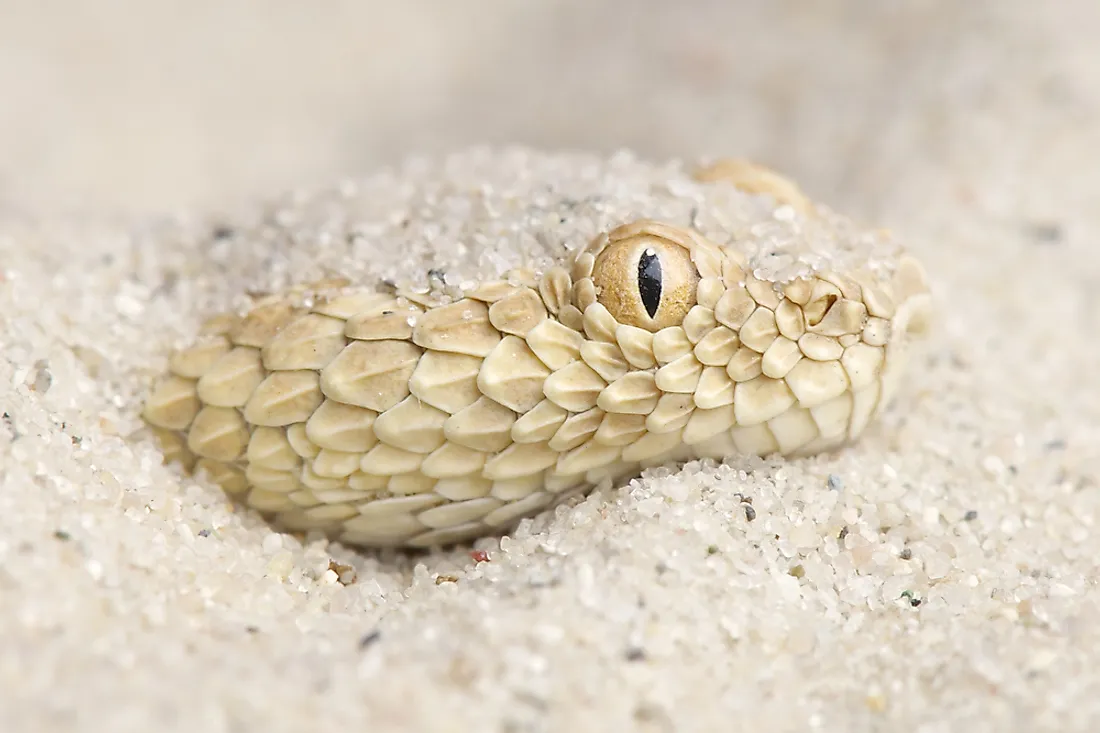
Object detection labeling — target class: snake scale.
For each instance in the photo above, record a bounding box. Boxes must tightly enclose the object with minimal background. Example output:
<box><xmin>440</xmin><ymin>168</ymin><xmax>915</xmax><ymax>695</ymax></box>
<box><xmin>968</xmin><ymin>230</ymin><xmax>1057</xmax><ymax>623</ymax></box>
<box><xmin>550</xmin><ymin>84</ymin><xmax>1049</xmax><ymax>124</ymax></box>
<box><xmin>142</xmin><ymin>158</ymin><xmax>931</xmax><ymax>549</ymax></box>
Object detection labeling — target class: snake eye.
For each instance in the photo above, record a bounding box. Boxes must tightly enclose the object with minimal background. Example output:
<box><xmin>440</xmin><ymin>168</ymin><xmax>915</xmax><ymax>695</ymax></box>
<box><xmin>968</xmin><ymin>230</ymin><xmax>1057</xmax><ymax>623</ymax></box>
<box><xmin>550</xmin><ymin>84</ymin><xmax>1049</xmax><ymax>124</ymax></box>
<box><xmin>590</xmin><ymin>234</ymin><xmax>699</xmax><ymax>331</ymax></box>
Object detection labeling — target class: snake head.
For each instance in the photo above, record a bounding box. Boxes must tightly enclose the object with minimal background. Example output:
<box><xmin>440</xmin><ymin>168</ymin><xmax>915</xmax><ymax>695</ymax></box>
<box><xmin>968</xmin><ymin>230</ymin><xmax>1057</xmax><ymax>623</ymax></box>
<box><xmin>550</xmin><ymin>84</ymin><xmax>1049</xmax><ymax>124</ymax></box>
<box><xmin>528</xmin><ymin>164</ymin><xmax>931</xmax><ymax>460</ymax></box>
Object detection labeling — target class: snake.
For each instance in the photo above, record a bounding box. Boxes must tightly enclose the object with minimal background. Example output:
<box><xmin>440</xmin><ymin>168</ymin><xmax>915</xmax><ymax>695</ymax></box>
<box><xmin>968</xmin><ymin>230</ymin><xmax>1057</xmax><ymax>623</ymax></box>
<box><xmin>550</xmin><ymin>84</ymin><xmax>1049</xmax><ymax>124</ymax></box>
<box><xmin>141</xmin><ymin>158</ymin><xmax>932</xmax><ymax>549</ymax></box>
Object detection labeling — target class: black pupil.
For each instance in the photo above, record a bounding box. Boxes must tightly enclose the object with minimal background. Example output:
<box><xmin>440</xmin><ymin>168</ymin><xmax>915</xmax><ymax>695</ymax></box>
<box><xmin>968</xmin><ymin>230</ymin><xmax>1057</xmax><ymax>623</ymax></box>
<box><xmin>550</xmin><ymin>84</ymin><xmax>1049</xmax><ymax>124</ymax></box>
<box><xmin>637</xmin><ymin>249</ymin><xmax>662</xmax><ymax>319</ymax></box>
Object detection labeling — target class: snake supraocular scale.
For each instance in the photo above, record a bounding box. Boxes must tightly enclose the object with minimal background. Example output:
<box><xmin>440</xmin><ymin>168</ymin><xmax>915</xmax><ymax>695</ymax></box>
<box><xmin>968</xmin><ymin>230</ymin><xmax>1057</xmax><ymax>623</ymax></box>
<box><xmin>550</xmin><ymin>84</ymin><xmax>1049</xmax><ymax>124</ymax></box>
<box><xmin>142</xmin><ymin>159</ymin><xmax>932</xmax><ymax>549</ymax></box>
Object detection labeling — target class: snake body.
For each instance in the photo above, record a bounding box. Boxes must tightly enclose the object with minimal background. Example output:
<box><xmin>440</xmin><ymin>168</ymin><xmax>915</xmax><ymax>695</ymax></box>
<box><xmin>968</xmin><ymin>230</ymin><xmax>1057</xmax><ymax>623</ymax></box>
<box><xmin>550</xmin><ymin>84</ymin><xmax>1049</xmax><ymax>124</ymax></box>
<box><xmin>142</xmin><ymin>159</ymin><xmax>931</xmax><ymax>549</ymax></box>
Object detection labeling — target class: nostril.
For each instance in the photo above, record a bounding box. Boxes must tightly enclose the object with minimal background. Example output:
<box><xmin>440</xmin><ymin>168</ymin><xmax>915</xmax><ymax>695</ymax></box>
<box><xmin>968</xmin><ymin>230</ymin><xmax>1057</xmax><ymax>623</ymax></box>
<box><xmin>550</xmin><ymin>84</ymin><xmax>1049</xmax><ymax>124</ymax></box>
<box><xmin>804</xmin><ymin>293</ymin><xmax>837</xmax><ymax>327</ymax></box>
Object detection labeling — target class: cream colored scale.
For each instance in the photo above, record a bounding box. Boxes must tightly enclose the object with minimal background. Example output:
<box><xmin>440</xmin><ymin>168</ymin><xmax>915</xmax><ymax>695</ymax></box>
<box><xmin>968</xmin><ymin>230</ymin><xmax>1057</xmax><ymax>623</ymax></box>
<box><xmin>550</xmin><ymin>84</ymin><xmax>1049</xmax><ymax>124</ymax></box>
<box><xmin>142</xmin><ymin>160</ymin><xmax>932</xmax><ymax>549</ymax></box>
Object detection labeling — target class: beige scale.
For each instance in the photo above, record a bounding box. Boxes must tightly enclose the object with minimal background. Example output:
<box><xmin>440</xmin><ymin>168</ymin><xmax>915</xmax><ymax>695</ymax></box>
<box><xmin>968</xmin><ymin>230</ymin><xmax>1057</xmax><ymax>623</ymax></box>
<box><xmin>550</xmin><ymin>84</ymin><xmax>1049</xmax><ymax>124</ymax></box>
<box><xmin>143</xmin><ymin>159</ymin><xmax>932</xmax><ymax>549</ymax></box>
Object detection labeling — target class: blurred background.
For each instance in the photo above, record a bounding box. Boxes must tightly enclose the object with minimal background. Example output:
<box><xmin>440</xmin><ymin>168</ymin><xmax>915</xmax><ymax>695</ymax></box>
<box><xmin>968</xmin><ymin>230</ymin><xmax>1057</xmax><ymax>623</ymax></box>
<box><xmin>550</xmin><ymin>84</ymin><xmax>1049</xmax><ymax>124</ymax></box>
<box><xmin>0</xmin><ymin>0</ymin><xmax>1088</xmax><ymax>225</ymax></box>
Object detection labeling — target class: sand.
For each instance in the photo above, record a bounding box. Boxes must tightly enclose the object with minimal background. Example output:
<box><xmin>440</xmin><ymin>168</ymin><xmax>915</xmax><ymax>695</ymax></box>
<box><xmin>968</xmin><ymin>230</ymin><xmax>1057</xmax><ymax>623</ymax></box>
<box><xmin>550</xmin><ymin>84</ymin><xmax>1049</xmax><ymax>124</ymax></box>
<box><xmin>3</xmin><ymin>3</ymin><xmax>1100</xmax><ymax>732</ymax></box>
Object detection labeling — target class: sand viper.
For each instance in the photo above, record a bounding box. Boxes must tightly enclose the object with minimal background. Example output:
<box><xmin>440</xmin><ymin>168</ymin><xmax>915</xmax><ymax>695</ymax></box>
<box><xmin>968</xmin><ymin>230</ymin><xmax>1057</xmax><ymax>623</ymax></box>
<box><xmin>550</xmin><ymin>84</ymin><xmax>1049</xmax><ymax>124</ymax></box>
<box><xmin>142</xmin><ymin>158</ymin><xmax>932</xmax><ymax>549</ymax></box>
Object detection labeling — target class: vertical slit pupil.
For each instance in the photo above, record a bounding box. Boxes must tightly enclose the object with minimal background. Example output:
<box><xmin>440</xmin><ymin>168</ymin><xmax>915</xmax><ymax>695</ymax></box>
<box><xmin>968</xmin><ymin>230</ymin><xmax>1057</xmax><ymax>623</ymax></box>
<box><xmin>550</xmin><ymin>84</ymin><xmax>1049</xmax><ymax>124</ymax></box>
<box><xmin>637</xmin><ymin>249</ymin><xmax>662</xmax><ymax>319</ymax></box>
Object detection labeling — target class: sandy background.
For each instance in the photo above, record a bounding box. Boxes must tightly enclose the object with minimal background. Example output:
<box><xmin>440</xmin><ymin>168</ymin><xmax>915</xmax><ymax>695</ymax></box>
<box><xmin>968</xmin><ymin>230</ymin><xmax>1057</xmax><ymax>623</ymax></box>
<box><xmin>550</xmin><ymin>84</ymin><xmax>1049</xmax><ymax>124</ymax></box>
<box><xmin>2</xmin><ymin>1</ymin><xmax>1099</xmax><ymax>731</ymax></box>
